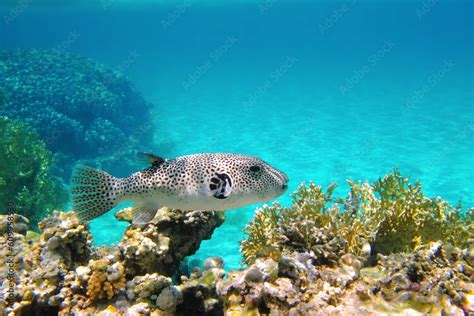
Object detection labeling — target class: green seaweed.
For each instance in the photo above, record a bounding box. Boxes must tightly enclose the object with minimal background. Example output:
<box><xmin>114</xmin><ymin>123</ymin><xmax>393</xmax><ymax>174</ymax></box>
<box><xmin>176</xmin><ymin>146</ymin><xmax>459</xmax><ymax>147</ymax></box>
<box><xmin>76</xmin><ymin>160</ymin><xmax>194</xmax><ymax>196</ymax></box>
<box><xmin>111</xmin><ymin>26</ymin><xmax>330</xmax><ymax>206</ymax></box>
<box><xmin>241</xmin><ymin>170</ymin><xmax>473</xmax><ymax>264</ymax></box>
<box><xmin>0</xmin><ymin>116</ymin><xmax>68</xmax><ymax>227</ymax></box>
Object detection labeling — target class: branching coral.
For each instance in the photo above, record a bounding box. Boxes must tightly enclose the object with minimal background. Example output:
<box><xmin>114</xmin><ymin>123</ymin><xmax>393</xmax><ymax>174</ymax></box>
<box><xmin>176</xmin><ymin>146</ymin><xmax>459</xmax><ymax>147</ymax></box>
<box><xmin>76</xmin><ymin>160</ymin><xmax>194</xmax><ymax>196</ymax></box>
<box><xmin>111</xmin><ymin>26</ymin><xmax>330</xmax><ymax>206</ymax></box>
<box><xmin>350</xmin><ymin>170</ymin><xmax>474</xmax><ymax>253</ymax></box>
<box><xmin>241</xmin><ymin>170</ymin><xmax>474</xmax><ymax>265</ymax></box>
<box><xmin>241</xmin><ymin>183</ymin><xmax>353</xmax><ymax>265</ymax></box>
<box><xmin>241</xmin><ymin>203</ymin><xmax>283</xmax><ymax>265</ymax></box>
<box><xmin>0</xmin><ymin>117</ymin><xmax>68</xmax><ymax>226</ymax></box>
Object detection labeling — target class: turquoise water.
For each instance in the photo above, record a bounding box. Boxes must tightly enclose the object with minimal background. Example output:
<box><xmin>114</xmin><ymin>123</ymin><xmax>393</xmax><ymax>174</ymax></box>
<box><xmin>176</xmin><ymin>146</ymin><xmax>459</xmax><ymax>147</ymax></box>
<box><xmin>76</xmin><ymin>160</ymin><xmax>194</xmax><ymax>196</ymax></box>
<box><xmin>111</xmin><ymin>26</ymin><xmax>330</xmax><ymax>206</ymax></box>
<box><xmin>1</xmin><ymin>1</ymin><xmax>473</xmax><ymax>270</ymax></box>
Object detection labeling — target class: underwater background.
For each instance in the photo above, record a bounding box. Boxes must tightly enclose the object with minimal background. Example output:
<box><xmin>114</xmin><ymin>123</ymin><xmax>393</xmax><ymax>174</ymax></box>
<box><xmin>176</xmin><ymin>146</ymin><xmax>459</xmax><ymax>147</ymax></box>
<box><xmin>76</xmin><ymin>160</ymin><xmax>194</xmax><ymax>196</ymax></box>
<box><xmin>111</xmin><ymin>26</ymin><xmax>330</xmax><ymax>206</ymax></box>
<box><xmin>0</xmin><ymin>0</ymin><xmax>473</xmax><ymax>273</ymax></box>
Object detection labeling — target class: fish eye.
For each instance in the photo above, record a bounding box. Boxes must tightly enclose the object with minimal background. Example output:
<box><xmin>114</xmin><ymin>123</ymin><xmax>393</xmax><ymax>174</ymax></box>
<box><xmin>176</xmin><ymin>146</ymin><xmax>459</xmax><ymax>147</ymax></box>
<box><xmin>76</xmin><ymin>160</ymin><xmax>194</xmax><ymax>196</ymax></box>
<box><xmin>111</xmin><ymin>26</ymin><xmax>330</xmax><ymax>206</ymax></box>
<box><xmin>249</xmin><ymin>165</ymin><xmax>261</xmax><ymax>172</ymax></box>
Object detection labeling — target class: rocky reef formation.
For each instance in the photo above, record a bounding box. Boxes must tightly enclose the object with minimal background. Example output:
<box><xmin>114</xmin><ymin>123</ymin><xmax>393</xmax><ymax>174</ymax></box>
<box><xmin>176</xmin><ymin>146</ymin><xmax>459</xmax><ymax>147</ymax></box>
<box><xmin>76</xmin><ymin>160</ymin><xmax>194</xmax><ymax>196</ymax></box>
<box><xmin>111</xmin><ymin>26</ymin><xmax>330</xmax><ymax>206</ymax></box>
<box><xmin>236</xmin><ymin>170</ymin><xmax>473</xmax><ymax>315</ymax></box>
<box><xmin>0</xmin><ymin>208</ymin><xmax>224</xmax><ymax>315</ymax></box>
<box><xmin>116</xmin><ymin>207</ymin><xmax>225</xmax><ymax>276</ymax></box>
<box><xmin>0</xmin><ymin>116</ymin><xmax>68</xmax><ymax>226</ymax></box>
<box><xmin>0</xmin><ymin>49</ymin><xmax>156</xmax><ymax>178</ymax></box>
<box><xmin>217</xmin><ymin>241</ymin><xmax>473</xmax><ymax>315</ymax></box>
<box><xmin>1</xmin><ymin>171</ymin><xmax>472</xmax><ymax>315</ymax></box>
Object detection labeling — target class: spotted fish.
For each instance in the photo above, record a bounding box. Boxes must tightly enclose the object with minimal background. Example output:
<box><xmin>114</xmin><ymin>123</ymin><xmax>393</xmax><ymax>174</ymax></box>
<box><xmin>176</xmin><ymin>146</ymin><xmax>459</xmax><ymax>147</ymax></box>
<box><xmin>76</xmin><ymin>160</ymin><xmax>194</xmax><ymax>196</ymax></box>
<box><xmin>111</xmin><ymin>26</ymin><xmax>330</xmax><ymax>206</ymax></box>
<box><xmin>72</xmin><ymin>153</ymin><xmax>289</xmax><ymax>225</ymax></box>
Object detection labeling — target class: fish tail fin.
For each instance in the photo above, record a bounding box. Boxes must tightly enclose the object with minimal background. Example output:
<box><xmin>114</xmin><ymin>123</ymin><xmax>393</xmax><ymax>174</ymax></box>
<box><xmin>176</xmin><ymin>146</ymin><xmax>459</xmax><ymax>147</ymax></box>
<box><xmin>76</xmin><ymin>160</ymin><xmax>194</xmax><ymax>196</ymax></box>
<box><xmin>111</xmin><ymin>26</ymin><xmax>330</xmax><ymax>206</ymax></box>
<box><xmin>71</xmin><ymin>166</ymin><xmax>123</xmax><ymax>221</ymax></box>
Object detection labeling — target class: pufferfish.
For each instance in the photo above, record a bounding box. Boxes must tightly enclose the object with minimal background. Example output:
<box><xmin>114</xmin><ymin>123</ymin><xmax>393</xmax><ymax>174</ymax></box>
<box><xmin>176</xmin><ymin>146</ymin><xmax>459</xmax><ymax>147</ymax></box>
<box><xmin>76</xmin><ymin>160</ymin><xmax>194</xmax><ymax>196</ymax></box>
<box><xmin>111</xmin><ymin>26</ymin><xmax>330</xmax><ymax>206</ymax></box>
<box><xmin>72</xmin><ymin>152</ymin><xmax>289</xmax><ymax>225</ymax></box>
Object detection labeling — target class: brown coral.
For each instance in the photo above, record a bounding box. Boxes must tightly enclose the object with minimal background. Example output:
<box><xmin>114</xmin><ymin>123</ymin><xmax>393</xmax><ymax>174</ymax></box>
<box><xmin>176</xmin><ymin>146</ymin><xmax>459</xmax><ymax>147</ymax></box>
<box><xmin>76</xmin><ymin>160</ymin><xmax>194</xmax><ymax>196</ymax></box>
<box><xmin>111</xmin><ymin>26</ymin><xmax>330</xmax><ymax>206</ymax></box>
<box><xmin>87</xmin><ymin>258</ymin><xmax>126</xmax><ymax>301</ymax></box>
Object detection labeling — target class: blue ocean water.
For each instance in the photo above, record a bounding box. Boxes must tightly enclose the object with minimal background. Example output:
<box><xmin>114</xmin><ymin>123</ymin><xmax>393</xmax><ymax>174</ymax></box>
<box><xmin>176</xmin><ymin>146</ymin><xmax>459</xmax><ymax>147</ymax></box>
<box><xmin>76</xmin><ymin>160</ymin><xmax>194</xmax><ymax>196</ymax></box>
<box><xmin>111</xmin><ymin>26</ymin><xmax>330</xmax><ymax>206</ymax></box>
<box><xmin>1</xmin><ymin>1</ymin><xmax>472</xmax><ymax>270</ymax></box>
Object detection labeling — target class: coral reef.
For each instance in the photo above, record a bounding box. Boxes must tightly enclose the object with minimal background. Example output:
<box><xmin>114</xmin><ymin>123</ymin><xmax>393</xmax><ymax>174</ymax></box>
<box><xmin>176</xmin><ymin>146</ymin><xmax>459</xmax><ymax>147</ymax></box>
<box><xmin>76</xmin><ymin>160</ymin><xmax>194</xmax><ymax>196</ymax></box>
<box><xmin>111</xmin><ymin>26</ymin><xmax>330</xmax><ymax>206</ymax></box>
<box><xmin>216</xmin><ymin>252</ymin><xmax>363</xmax><ymax>315</ymax></box>
<box><xmin>0</xmin><ymin>209</ymin><xmax>225</xmax><ymax>315</ymax></box>
<box><xmin>219</xmin><ymin>240</ymin><xmax>474</xmax><ymax>315</ymax></box>
<box><xmin>241</xmin><ymin>170</ymin><xmax>474</xmax><ymax>264</ymax></box>
<box><xmin>37</xmin><ymin>211</ymin><xmax>92</xmax><ymax>269</ymax></box>
<box><xmin>0</xmin><ymin>213</ymin><xmax>29</xmax><ymax>235</ymax></box>
<box><xmin>0</xmin><ymin>214</ymin><xmax>32</xmax><ymax>298</ymax></box>
<box><xmin>236</xmin><ymin>170</ymin><xmax>473</xmax><ymax>314</ymax></box>
<box><xmin>126</xmin><ymin>273</ymin><xmax>172</xmax><ymax>304</ymax></box>
<box><xmin>1</xmin><ymin>172</ymin><xmax>472</xmax><ymax>315</ymax></box>
<box><xmin>0</xmin><ymin>211</ymin><xmax>92</xmax><ymax>315</ymax></box>
<box><xmin>357</xmin><ymin>241</ymin><xmax>474</xmax><ymax>315</ymax></box>
<box><xmin>0</xmin><ymin>49</ymin><xmax>156</xmax><ymax>178</ymax></box>
<box><xmin>0</xmin><ymin>116</ymin><xmax>68</xmax><ymax>226</ymax></box>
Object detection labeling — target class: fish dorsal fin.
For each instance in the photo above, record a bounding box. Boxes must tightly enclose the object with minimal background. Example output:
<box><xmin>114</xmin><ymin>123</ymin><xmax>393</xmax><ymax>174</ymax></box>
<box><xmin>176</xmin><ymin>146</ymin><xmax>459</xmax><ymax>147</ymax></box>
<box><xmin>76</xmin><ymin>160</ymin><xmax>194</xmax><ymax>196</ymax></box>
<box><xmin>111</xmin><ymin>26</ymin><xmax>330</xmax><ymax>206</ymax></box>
<box><xmin>138</xmin><ymin>152</ymin><xmax>165</xmax><ymax>166</ymax></box>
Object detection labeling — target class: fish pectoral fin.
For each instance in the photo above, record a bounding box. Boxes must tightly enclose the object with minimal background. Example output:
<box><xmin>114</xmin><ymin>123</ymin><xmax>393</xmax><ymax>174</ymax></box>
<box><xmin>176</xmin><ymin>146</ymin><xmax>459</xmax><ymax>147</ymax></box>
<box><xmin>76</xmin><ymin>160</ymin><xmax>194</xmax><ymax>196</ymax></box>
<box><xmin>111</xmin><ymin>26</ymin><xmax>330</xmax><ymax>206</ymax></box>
<box><xmin>131</xmin><ymin>203</ymin><xmax>160</xmax><ymax>225</ymax></box>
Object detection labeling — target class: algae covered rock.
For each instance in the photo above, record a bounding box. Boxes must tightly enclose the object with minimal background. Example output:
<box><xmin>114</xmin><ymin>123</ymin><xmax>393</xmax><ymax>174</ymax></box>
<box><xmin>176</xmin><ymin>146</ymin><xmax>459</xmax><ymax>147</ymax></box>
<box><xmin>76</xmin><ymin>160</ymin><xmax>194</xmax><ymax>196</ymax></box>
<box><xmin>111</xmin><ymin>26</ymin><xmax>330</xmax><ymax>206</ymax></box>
<box><xmin>0</xmin><ymin>213</ymin><xmax>29</xmax><ymax>235</ymax></box>
<box><xmin>0</xmin><ymin>211</ymin><xmax>92</xmax><ymax>315</ymax></box>
<box><xmin>86</xmin><ymin>258</ymin><xmax>126</xmax><ymax>301</ymax></box>
<box><xmin>370</xmin><ymin>241</ymin><xmax>473</xmax><ymax>314</ymax></box>
<box><xmin>216</xmin><ymin>250</ymin><xmax>362</xmax><ymax>315</ymax></box>
<box><xmin>0</xmin><ymin>116</ymin><xmax>68</xmax><ymax>226</ymax></box>
<box><xmin>126</xmin><ymin>273</ymin><xmax>172</xmax><ymax>302</ymax></box>
<box><xmin>0</xmin><ymin>210</ymin><xmax>226</xmax><ymax>315</ymax></box>
<box><xmin>0</xmin><ymin>215</ymin><xmax>33</xmax><ymax>294</ymax></box>
<box><xmin>176</xmin><ymin>262</ymin><xmax>225</xmax><ymax>316</ymax></box>
<box><xmin>217</xmin><ymin>242</ymin><xmax>473</xmax><ymax>315</ymax></box>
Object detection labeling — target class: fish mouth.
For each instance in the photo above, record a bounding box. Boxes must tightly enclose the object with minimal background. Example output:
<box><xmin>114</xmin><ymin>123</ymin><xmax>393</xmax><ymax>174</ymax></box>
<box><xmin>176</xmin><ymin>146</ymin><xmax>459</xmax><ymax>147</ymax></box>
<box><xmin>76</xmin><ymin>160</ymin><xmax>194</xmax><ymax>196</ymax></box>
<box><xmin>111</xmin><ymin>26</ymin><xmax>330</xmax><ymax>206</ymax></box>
<box><xmin>268</xmin><ymin>167</ymin><xmax>289</xmax><ymax>193</ymax></box>
<box><xmin>277</xmin><ymin>171</ymin><xmax>289</xmax><ymax>192</ymax></box>
<box><xmin>280</xmin><ymin>172</ymin><xmax>289</xmax><ymax>192</ymax></box>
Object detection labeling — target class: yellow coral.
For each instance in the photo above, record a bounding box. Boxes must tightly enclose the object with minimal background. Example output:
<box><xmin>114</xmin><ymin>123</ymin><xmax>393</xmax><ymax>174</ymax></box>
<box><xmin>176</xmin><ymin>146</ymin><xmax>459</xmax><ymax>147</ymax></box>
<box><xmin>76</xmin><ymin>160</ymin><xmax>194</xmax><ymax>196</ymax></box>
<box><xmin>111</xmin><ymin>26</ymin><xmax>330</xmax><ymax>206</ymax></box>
<box><xmin>241</xmin><ymin>170</ymin><xmax>473</xmax><ymax>264</ymax></box>
<box><xmin>241</xmin><ymin>203</ymin><xmax>282</xmax><ymax>264</ymax></box>
<box><xmin>354</xmin><ymin>170</ymin><xmax>473</xmax><ymax>253</ymax></box>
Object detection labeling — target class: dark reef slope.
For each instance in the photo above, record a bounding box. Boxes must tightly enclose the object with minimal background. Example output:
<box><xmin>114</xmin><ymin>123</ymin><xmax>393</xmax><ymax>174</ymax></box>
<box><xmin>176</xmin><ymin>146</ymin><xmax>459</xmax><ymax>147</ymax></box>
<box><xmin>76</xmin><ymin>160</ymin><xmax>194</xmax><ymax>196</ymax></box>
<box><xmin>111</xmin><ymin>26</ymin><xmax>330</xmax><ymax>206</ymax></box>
<box><xmin>0</xmin><ymin>49</ymin><xmax>154</xmax><ymax>178</ymax></box>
